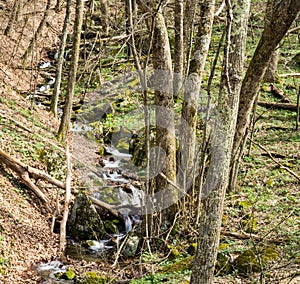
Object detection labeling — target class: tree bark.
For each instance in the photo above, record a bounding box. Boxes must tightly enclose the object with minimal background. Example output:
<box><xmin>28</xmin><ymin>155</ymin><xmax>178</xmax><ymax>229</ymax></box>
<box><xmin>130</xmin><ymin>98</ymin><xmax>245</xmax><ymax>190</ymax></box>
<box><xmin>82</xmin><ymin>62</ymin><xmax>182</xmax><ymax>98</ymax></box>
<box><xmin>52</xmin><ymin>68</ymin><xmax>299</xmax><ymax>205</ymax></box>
<box><xmin>179</xmin><ymin>0</ymin><xmax>215</xmax><ymax>192</ymax></box>
<box><xmin>22</xmin><ymin>0</ymin><xmax>52</xmax><ymax>64</ymax></box>
<box><xmin>50</xmin><ymin>0</ymin><xmax>72</xmax><ymax>117</ymax></box>
<box><xmin>99</xmin><ymin>0</ymin><xmax>109</xmax><ymax>35</ymax></box>
<box><xmin>233</xmin><ymin>0</ymin><xmax>300</xmax><ymax>157</ymax></box>
<box><xmin>264</xmin><ymin>48</ymin><xmax>279</xmax><ymax>83</ymax></box>
<box><xmin>257</xmin><ymin>101</ymin><xmax>298</xmax><ymax>111</ymax></box>
<box><xmin>191</xmin><ymin>0</ymin><xmax>250</xmax><ymax>282</ymax></box>
<box><xmin>173</xmin><ymin>0</ymin><xmax>184</xmax><ymax>99</ymax></box>
<box><xmin>152</xmin><ymin>1</ymin><xmax>177</xmax><ymax>225</ymax></box>
<box><xmin>183</xmin><ymin>0</ymin><xmax>197</xmax><ymax>73</ymax></box>
<box><xmin>58</xmin><ymin>0</ymin><xmax>84</xmax><ymax>141</ymax></box>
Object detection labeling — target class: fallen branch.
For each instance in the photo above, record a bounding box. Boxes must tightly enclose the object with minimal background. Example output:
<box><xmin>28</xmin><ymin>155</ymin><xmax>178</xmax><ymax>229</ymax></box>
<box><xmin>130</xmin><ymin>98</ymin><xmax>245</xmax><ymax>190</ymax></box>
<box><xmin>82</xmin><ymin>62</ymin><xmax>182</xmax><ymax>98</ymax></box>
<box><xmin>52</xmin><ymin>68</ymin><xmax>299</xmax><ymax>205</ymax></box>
<box><xmin>89</xmin><ymin>196</ymin><xmax>121</xmax><ymax>219</ymax></box>
<box><xmin>222</xmin><ymin>230</ymin><xmax>289</xmax><ymax>244</ymax></box>
<box><xmin>257</xmin><ymin>101</ymin><xmax>298</xmax><ymax>112</ymax></box>
<box><xmin>0</xmin><ymin>148</ymin><xmax>65</xmax><ymax>210</ymax></box>
<box><xmin>279</xmin><ymin>73</ymin><xmax>300</xmax><ymax>78</ymax></box>
<box><xmin>260</xmin><ymin>151</ymin><xmax>300</xmax><ymax>160</ymax></box>
<box><xmin>248</xmin><ymin>138</ymin><xmax>300</xmax><ymax>182</ymax></box>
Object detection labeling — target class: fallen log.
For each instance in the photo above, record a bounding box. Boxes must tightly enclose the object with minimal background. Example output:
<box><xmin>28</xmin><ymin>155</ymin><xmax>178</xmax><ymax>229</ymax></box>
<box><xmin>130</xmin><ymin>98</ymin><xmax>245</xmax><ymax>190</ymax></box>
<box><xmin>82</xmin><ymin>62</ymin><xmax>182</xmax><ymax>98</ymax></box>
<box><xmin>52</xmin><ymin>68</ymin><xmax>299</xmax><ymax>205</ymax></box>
<box><xmin>279</xmin><ymin>73</ymin><xmax>300</xmax><ymax>78</ymax></box>
<box><xmin>89</xmin><ymin>196</ymin><xmax>120</xmax><ymax>219</ymax></box>
<box><xmin>270</xmin><ymin>84</ymin><xmax>291</xmax><ymax>103</ymax></box>
<box><xmin>222</xmin><ymin>230</ymin><xmax>289</xmax><ymax>244</ymax></box>
<box><xmin>0</xmin><ymin>148</ymin><xmax>65</xmax><ymax>210</ymax></box>
<box><xmin>257</xmin><ymin>101</ymin><xmax>298</xmax><ymax>112</ymax></box>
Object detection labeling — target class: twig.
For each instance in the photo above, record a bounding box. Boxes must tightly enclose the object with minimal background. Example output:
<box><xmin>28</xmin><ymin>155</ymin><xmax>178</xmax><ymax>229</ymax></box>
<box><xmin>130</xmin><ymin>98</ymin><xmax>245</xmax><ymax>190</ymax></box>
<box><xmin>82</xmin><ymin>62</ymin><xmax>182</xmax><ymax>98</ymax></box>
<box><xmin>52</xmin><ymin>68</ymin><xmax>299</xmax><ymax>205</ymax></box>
<box><xmin>249</xmin><ymin>138</ymin><xmax>300</xmax><ymax>182</ymax></box>
<box><xmin>59</xmin><ymin>144</ymin><xmax>72</xmax><ymax>252</ymax></box>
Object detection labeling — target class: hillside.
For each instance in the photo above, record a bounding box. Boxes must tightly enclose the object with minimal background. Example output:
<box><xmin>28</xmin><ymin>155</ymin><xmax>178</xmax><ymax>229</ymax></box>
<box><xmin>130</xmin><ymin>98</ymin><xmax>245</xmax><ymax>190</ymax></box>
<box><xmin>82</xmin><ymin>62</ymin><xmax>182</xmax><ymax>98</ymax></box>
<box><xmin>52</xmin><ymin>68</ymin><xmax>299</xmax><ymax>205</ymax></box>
<box><xmin>0</xmin><ymin>1</ymin><xmax>64</xmax><ymax>282</ymax></box>
<box><xmin>0</xmin><ymin>0</ymin><xmax>299</xmax><ymax>284</ymax></box>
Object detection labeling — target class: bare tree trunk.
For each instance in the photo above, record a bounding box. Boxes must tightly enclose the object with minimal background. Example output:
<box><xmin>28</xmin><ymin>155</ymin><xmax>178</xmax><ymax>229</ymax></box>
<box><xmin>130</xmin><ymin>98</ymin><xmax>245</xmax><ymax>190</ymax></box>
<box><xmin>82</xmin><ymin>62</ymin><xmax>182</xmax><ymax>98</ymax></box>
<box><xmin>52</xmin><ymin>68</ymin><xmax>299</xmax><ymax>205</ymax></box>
<box><xmin>173</xmin><ymin>0</ymin><xmax>184</xmax><ymax>99</ymax></box>
<box><xmin>50</xmin><ymin>0</ymin><xmax>72</xmax><ymax>117</ymax></box>
<box><xmin>183</xmin><ymin>0</ymin><xmax>197</xmax><ymax>74</ymax></box>
<box><xmin>126</xmin><ymin>0</ymin><xmax>137</xmax><ymax>58</ymax></box>
<box><xmin>58</xmin><ymin>0</ymin><xmax>84</xmax><ymax>141</ymax></box>
<box><xmin>179</xmin><ymin>0</ymin><xmax>215</xmax><ymax>192</ymax></box>
<box><xmin>233</xmin><ymin>0</ymin><xmax>300</xmax><ymax>159</ymax></box>
<box><xmin>264</xmin><ymin>48</ymin><xmax>279</xmax><ymax>83</ymax></box>
<box><xmin>22</xmin><ymin>0</ymin><xmax>52</xmax><ymax>64</ymax></box>
<box><xmin>4</xmin><ymin>0</ymin><xmax>22</xmax><ymax>36</ymax></box>
<box><xmin>191</xmin><ymin>0</ymin><xmax>250</xmax><ymax>282</ymax></box>
<box><xmin>99</xmin><ymin>0</ymin><xmax>109</xmax><ymax>35</ymax></box>
<box><xmin>152</xmin><ymin>1</ymin><xmax>177</xmax><ymax>226</ymax></box>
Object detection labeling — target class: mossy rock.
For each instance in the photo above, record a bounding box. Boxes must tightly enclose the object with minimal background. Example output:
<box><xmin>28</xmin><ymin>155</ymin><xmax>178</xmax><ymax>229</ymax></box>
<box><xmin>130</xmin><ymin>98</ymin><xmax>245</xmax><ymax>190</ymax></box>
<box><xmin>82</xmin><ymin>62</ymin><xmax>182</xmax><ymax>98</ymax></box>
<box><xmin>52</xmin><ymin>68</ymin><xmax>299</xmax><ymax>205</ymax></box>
<box><xmin>67</xmin><ymin>191</ymin><xmax>106</xmax><ymax>240</ymax></box>
<box><xmin>122</xmin><ymin>236</ymin><xmax>140</xmax><ymax>257</ymax></box>
<box><xmin>234</xmin><ymin>249</ymin><xmax>260</xmax><ymax>274</ymax></box>
<box><xmin>56</xmin><ymin>268</ymin><xmax>76</xmax><ymax>280</ymax></box>
<box><xmin>160</xmin><ymin>256</ymin><xmax>194</xmax><ymax>273</ymax></box>
<box><xmin>234</xmin><ymin>245</ymin><xmax>279</xmax><ymax>275</ymax></box>
<box><xmin>116</xmin><ymin>139</ymin><xmax>129</xmax><ymax>152</ymax></box>
<box><xmin>98</xmin><ymin>186</ymin><xmax>120</xmax><ymax>205</ymax></box>
<box><xmin>215</xmin><ymin>252</ymin><xmax>232</xmax><ymax>275</ymax></box>
<box><xmin>77</xmin><ymin>271</ymin><xmax>109</xmax><ymax>284</ymax></box>
<box><xmin>104</xmin><ymin>219</ymin><xmax>119</xmax><ymax>234</ymax></box>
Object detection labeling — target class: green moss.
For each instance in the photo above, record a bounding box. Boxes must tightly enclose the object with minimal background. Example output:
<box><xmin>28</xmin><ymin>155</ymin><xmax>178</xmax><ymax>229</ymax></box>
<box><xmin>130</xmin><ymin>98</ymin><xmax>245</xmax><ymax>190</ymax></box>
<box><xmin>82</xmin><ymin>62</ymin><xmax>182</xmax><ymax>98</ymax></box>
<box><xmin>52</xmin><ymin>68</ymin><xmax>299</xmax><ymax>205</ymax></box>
<box><xmin>160</xmin><ymin>256</ymin><xmax>193</xmax><ymax>273</ymax></box>
<box><xmin>215</xmin><ymin>253</ymin><xmax>232</xmax><ymax>275</ymax></box>
<box><xmin>234</xmin><ymin>245</ymin><xmax>279</xmax><ymax>275</ymax></box>
<box><xmin>187</xmin><ymin>243</ymin><xmax>197</xmax><ymax>256</ymax></box>
<box><xmin>77</xmin><ymin>271</ymin><xmax>109</xmax><ymax>284</ymax></box>
<box><xmin>56</xmin><ymin>268</ymin><xmax>76</xmax><ymax>280</ymax></box>
<box><xmin>234</xmin><ymin>249</ymin><xmax>260</xmax><ymax>274</ymax></box>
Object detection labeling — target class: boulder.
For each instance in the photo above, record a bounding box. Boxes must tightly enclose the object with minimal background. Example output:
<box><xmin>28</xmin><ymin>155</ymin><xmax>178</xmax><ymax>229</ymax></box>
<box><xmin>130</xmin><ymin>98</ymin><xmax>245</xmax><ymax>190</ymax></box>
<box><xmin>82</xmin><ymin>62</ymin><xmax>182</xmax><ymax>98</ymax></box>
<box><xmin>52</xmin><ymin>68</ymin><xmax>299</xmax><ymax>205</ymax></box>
<box><xmin>67</xmin><ymin>191</ymin><xmax>106</xmax><ymax>240</ymax></box>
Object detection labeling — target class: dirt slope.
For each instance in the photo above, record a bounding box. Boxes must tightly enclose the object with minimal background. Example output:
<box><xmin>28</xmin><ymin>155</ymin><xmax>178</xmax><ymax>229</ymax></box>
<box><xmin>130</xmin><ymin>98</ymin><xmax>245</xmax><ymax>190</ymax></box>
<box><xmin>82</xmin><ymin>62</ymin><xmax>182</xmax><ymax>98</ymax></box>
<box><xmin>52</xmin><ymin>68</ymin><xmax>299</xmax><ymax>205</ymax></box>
<box><xmin>0</xmin><ymin>1</ymin><xmax>66</xmax><ymax>283</ymax></box>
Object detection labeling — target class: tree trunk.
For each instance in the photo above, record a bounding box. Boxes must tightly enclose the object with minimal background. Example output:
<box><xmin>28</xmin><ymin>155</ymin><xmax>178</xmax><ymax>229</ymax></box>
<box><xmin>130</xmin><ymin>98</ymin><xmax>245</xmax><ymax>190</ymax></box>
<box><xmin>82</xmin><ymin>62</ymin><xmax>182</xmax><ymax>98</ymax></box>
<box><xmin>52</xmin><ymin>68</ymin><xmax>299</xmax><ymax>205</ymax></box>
<box><xmin>264</xmin><ymin>48</ymin><xmax>279</xmax><ymax>83</ymax></box>
<box><xmin>50</xmin><ymin>0</ymin><xmax>72</xmax><ymax>117</ymax></box>
<box><xmin>126</xmin><ymin>0</ymin><xmax>137</xmax><ymax>58</ymax></box>
<box><xmin>4</xmin><ymin>0</ymin><xmax>22</xmax><ymax>36</ymax></box>
<box><xmin>173</xmin><ymin>0</ymin><xmax>184</xmax><ymax>99</ymax></box>
<box><xmin>191</xmin><ymin>0</ymin><xmax>250</xmax><ymax>282</ymax></box>
<box><xmin>233</xmin><ymin>0</ymin><xmax>300</xmax><ymax>158</ymax></box>
<box><xmin>57</xmin><ymin>0</ymin><xmax>84</xmax><ymax>141</ymax></box>
<box><xmin>99</xmin><ymin>0</ymin><xmax>109</xmax><ymax>35</ymax></box>
<box><xmin>179</xmin><ymin>0</ymin><xmax>215</xmax><ymax>192</ymax></box>
<box><xmin>152</xmin><ymin>2</ymin><xmax>177</xmax><ymax>226</ymax></box>
<box><xmin>183</xmin><ymin>0</ymin><xmax>197</xmax><ymax>74</ymax></box>
<box><xmin>22</xmin><ymin>0</ymin><xmax>52</xmax><ymax>64</ymax></box>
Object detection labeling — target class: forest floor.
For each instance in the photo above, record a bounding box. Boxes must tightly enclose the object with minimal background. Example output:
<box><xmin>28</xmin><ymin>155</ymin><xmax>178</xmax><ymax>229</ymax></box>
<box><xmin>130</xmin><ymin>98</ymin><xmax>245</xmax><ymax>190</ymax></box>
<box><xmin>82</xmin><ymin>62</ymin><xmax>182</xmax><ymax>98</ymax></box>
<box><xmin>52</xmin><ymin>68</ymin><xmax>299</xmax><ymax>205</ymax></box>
<box><xmin>0</xmin><ymin>1</ymin><xmax>63</xmax><ymax>283</ymax></box>
<box><xmin>0</xmin><ymin>0</ymin><xmax>299</xmax><ymax>284</ymax></box>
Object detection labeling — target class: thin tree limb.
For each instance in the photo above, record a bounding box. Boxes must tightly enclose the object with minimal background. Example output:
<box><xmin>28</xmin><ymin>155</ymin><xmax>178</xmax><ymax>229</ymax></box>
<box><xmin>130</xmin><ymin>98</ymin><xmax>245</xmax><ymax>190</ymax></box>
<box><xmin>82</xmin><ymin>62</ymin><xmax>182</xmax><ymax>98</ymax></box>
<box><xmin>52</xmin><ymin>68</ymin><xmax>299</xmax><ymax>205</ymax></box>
<box><xmin>249</xmin><ymin>138</ymin><xmax>300</xmax><ymax>182</ymax></box>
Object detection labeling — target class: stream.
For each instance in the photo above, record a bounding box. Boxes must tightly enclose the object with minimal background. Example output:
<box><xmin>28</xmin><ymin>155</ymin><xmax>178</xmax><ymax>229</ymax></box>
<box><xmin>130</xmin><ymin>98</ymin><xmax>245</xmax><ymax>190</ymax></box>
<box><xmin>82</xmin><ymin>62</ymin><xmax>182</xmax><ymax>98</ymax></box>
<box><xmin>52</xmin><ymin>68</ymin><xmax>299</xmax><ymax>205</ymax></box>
<box><xmin>33</xmin><ymin>63</ymin><xmax>146</xmax><ymax>282</ymax></box>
